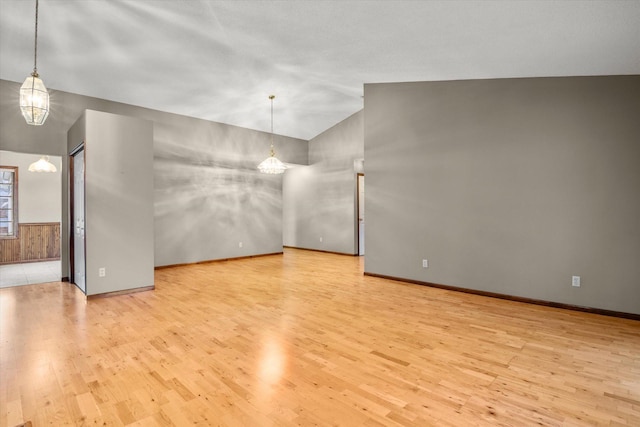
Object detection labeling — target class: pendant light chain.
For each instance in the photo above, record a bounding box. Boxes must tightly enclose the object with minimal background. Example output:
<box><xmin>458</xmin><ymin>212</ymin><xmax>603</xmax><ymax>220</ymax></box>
<box><xmin>269</xmin><ymin>95</ymin><xmax>275</xmax><ymax>156</ymax></box>
<box><xmin>19</xmin><ymin>0</ymin><xmax>50</xmax><ymax>125</ymax></box>
<box><xmin>33</xmin><ymin>0</ymin><xmax>39</xmax><ymax>76</ymax></box>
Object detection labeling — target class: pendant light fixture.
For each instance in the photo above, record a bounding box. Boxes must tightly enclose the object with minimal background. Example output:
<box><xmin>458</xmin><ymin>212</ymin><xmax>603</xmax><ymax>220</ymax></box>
<box><xmin>28</xmin><ymin>156</ymin><xmax>57</xmax><ymax>173</ymax></box>
<box><xmin>258</xmin><ymin>95</ymin><xmax>287</xmax><ymax>174</ymax></box>
<box><xmin>20</xmin><ymin>0</ymin><xmax>50</xmax><ymax>126</ymax></box>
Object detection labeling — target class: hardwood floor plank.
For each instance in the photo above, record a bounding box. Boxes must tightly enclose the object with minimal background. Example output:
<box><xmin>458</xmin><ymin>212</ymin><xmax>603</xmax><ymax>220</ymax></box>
<box><xmin>1</xmin><ymin>248</ymin><xmax>639</xmax><ymax>426</ymax></box>
<box><xmin>3</xmin><ymin>399</ymin><xmax>23</xmax><ymax>427</ymax></box>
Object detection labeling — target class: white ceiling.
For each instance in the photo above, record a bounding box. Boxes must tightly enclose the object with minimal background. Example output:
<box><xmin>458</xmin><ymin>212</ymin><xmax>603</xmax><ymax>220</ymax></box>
<box><xmin>1</xmin><ymin>0</ymin><xmax>639</xmax><ymax>140</ymax></box>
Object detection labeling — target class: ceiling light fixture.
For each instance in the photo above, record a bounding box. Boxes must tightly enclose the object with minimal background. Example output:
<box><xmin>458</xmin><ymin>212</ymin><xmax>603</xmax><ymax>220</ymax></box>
<box><xmin>20</xmin><ymin>0</ymin><xmax>50</xmax><ymax>126</ymax></box>
<box><xmin>258</xmin><ymin>95</ymin><xmax>287</xmax><ymax>175</ymax></box>
<box><xmin>28</xmin><ymin>156</ymin><xmax>57</xmax><ymax>173</ymax></box>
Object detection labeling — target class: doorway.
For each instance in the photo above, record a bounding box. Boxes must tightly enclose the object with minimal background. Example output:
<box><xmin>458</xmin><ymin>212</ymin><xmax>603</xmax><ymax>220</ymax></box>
<box><xmin>357</xmin><ymin>173</ymin><xmax>364</xmax><ymax>256</ymax></box>
<box><xmin>69</xmin><ymin>146</ymin><xmax>86</xmax><ymax>293</ymax></box>
<box><xmin>0</xmin><ymin>151</ymin><xmax>62</xmax><ymax>287</ymax></box>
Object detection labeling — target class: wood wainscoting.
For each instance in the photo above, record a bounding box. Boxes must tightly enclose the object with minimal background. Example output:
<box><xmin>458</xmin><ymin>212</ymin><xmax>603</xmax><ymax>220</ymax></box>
<box><xmin>0</xmin><ymin>222</ymin><xmax>60</xmax><ymax>264</ymax></box>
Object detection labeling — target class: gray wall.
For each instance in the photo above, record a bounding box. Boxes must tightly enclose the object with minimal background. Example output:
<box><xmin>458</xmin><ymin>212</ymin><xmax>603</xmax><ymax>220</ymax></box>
<box><xmin>284</xmin><ymin>110</ymin><xmax>363</xmax><ymax>254</ymax></box>
<box><xmin>364</xmin><ymin>76</ymin><xmax>640</xmax><ymax>315</ymax></box>
<box><xmin>69</xmin><ymin>110</ymin><xmax>155</xmax><ymax>295</ymax></box>
<box><xmin>0</xmin><ymin>79</ymin><xmax>308</xmax><ymax>276</ymax></box>
<box><xmin>151</xmin><ymin>111</ymin><xmax>307</xmax><ymax>266</ymax></box>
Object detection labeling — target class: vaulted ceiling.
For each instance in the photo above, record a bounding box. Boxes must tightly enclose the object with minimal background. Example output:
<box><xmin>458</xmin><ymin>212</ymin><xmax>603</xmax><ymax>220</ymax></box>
<box><xmin>1</xmin><ymin>0</ymin><xmax>639</xmax><ymax>140</ymax></box>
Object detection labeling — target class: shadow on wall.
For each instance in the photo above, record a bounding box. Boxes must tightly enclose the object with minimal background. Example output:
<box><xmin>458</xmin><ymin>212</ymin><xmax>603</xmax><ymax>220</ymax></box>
<box><xmin>154</xmin><ymin>155</ymin><xmax>283</xmax><ymax>267</ymax></box>
<box><xmin>148</xmin><ymin>110</ymin><xmax>308</xmax><ymax>267</ymax></box>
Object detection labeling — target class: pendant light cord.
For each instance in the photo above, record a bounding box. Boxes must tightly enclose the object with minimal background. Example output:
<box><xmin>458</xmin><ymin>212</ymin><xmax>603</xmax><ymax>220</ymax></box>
<box><xmin>33</xmin><ymin>0</ymin><xmax>39</xmax><ymax>76</ymax></box>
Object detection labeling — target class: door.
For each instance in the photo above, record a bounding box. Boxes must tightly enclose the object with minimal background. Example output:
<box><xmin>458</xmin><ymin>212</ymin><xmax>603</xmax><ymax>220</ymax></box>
<box><xmin>71</xmin><ymin>148</ymin><xmax>86</xmax><ymax>293</ymax></box>
<box><xmin>357</xmin><ymin>173</ymin><xmax>364</xmax><ymax>256</ymax></box>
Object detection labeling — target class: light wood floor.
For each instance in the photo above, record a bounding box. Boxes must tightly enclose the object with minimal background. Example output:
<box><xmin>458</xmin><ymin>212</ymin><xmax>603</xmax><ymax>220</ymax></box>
<box><xmin>1</xmin><ymin>249</ymin><xmax>639</xmax><ymax>426</ymax></box>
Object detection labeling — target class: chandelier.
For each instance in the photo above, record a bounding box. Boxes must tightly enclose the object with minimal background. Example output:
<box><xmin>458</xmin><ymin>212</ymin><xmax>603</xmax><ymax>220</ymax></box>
<box><xmin>20</xmin><ymin>0</ymin><xmax>50</xmax><ymax>126</ymax></box>
<box><xmin>258</xmin><ymin>95</ymin><xmax>287</xmax><ymax>174</ymax></box>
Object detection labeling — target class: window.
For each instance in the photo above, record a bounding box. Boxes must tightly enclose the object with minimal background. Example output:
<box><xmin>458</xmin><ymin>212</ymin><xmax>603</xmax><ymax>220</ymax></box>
<box><xmin>0</xmin><ymin>166</ymin><xmax>18</xmax><ymax>238</ymax></box>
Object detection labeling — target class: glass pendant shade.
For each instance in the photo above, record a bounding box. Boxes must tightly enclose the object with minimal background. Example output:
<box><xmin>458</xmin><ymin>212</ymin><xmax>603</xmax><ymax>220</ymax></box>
<box><xmin>258</xmin><ymin>154</ymin><xmax>287</xmax><ymax>174</ymax></box>
<box><xmin>20</xmin><ymin>73</ymin><xmax>50</xmax><ymax>126</ymax></box>
<box><xmin>28</xmin><ymin>156</ymin><xmax>57</xmax><ymax>172</ymax></box>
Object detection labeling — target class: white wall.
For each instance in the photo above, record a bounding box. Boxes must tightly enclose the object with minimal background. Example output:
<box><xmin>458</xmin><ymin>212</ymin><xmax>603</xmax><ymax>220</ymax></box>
<box><xmin>0</xmin><ymin>150</ymin><xmax>61</xmax><ymax>223</ymax></box>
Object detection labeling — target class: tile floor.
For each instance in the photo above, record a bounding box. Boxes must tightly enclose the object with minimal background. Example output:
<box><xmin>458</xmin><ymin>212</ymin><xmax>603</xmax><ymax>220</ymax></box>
<box><xmin>0</xmin><ymin>260</ymin><xmax>62</xmax><ymax>288</ymax></box>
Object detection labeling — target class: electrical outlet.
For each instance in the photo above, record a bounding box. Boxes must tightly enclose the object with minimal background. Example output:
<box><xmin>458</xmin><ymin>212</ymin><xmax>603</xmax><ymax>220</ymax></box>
<box><xmin>320</xmin><ymin>237</ymin><xmax>323</xmax><ymax>243</ymax></box>
<box><xmin>98</xmin><ymin>267</ymin><xmax>106</xmax><ymax>277</ymax></box>
<box><xmin>572</xmin><ymin>276</ymin><xmax>580</xmax><ymax>287</ymax></box>
<box><xmin>422</xmin><ymin>259</ymin><xmax>428</xmax><ymax>268</ymax></box>
<box><xmin>238</xmin><ymin>241</ymin><xmax>243</xmax><ymax>248</ymax></box>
